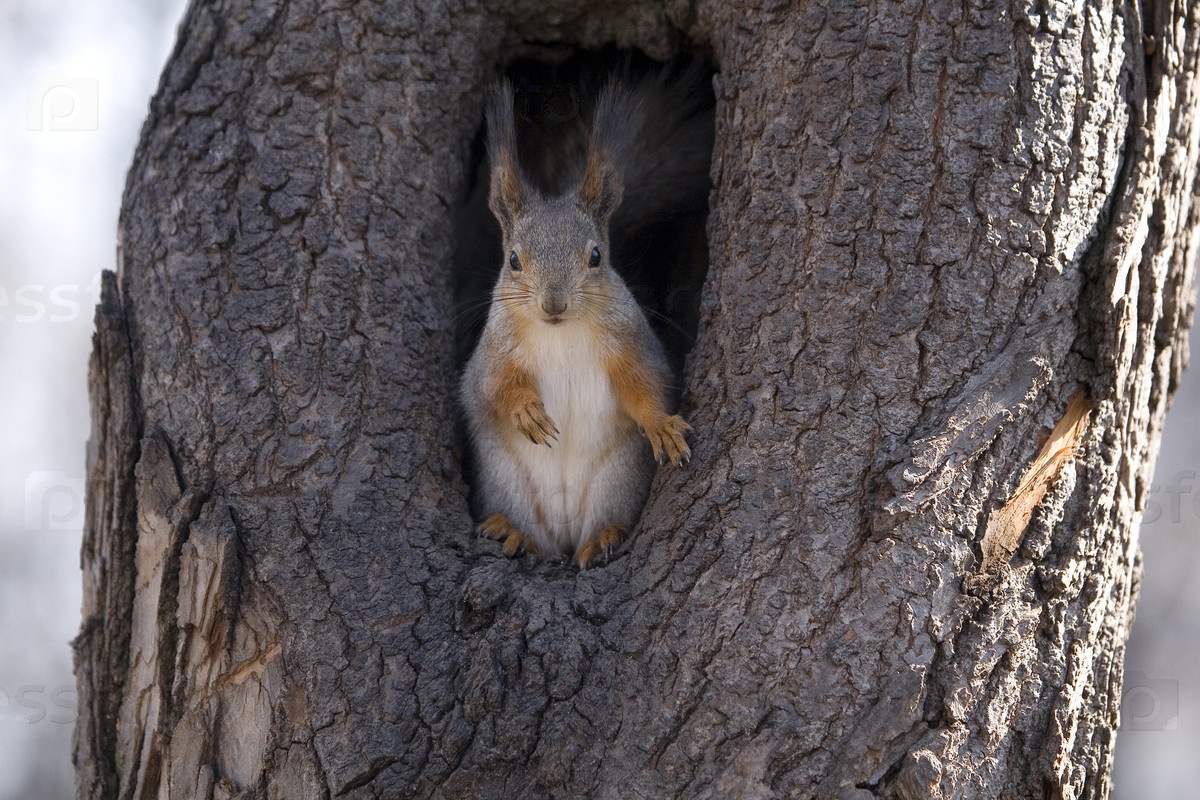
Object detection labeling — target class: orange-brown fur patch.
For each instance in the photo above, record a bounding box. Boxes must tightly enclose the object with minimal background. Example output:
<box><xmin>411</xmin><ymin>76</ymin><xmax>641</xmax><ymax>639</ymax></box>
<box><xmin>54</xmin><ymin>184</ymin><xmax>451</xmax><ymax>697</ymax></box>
<box><xmin>484</xmin><ymin>344</ymin><xmax>560</xmax><ymax>446</ymax></box>
<box><xmin>486</xmin><ymin>357</ymin><xmax>539</xmax><ymax>421</ymax></box>
<box><xmin>604</xmin><ymin>342</ymin><xmax>668</xmax><ymax>430</ymax></box>
<box><xmin>604</xmin><ymin>342</ymin><xmax>691</xmax><ymax>465</ymax></box>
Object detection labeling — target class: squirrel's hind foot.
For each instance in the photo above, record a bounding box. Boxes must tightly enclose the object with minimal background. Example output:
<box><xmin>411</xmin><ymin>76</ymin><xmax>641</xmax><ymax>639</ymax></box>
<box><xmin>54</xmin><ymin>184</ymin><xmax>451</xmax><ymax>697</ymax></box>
<box><xmin>575</xmin><ymin>523</ymin><xmax>626</xmax><ymax>569</ymax></box>
<box><xmin>478</xmin><ymin>513</ymin><xmax>541</xmax><ymax>558</ymax></box>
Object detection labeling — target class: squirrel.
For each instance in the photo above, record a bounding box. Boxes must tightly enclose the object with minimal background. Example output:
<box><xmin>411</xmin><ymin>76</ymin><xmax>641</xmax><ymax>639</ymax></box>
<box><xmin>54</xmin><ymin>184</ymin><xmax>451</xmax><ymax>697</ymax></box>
<box><xmin>460</xmin><ymin>62</ymin><xmax>710</xmax><ymax>568</ymax></box>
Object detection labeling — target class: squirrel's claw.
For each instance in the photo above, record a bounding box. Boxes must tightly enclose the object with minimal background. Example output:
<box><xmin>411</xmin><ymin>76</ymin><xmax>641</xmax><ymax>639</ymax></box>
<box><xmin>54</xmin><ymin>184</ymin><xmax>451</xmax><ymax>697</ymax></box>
<box><xmin>514</xmin><ymin>401</ymin><xmax>558</xmax><ymax>446</ymax></box>
<box><xmin>575</xmin><ymin>523</ymin><xmax>625</xmax><ymax>568</ymax></box>
<box><xmin>645</xmin><ymin>415</ymin><xmax>692</xmax><ymax>467</ymax></box>
<box><xmin>478</xmin><ymin>513</ymin><xmax>540</xmax><ymax>557</ymax></box>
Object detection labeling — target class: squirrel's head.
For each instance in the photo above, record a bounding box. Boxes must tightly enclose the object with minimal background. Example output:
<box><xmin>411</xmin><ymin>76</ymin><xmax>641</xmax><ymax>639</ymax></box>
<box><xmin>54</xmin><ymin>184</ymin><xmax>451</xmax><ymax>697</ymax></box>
<box><xmin>485</xmin><ymin>79</ymin><xmax>632</xmax><ymax>326</ymax></box>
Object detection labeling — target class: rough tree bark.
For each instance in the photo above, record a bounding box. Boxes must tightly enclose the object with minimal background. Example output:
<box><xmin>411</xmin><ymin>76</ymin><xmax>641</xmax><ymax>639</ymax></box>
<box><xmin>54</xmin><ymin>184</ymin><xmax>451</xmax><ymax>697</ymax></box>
<box><xmin>74</xmin><ymin>0</ymin><xmax>1198</xmax><ymax>798</ymax></box>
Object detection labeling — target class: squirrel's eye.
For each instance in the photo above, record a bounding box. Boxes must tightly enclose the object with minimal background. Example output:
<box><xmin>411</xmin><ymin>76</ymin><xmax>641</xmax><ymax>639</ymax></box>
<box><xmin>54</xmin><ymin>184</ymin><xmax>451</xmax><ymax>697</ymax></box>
<box><xmin>588</xmin><ymin>247</ymin><xmax>601</xmax><ymax>268</ymax></box>
<box><xmin>509</xmin><ymin>251</ymin><xmax>522</xmax><ymax>271</ymax></box>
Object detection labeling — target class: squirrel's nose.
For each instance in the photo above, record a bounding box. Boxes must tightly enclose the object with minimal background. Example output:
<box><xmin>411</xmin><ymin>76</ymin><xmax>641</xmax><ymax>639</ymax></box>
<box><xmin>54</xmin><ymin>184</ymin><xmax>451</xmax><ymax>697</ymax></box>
<box><xmin>540</xmin><ymin>292</ymin><xmax>568</xmax><ymax>317</ymax></box>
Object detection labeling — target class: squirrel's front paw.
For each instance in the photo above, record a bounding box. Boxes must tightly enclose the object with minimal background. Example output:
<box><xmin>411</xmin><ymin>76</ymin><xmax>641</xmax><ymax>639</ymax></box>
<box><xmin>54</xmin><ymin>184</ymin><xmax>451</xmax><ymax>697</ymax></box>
<box><xmin>643</xmin><ymin>415</ymin><xmax>692</xmax><ymax>466</ymax></box>
<box><xmin>513</xmin><ymin>401</ymin><xmax>559</xmax><ymax>446</ymax></box>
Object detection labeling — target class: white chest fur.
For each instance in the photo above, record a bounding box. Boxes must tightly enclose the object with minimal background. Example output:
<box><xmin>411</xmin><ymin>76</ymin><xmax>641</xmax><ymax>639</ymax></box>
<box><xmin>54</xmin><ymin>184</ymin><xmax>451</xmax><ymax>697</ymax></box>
<box><xmin>516</xmin><ymin>321</ymin><xmax>629</xmax><ymax>550</ymax></box>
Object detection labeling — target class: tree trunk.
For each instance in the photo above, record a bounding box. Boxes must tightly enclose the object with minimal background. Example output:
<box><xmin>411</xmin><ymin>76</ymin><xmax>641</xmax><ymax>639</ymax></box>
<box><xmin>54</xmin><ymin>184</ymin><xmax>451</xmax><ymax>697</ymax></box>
<box><xmin>74</xmin><ymin>0</ymin><xmax>1199</xmax><ymax>798</ymax></box>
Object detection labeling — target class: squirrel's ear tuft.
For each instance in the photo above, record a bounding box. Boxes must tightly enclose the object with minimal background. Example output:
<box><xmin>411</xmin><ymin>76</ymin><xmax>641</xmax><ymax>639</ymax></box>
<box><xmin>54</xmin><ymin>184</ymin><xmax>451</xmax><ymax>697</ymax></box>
<box><xmin>577</xmin><ymin>154</ymin><xmax>622</xmax><ymax>226</ymax></box>
<box><xmin>577</xmin><ymin>82</ymin><xmax>635</xmax><ymax>225</ymax></box>
<box><xmin>486</xmin><ymin>80</ymin><xmax>528</xmax><ymax>231</ymax></box>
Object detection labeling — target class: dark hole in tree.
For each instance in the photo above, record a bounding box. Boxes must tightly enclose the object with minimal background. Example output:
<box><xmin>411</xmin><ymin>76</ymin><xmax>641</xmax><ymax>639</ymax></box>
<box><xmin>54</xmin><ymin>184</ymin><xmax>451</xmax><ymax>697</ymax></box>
<box><xmin>452</xmin><ymin>46</ymin><xmax>715</xmax><ymax>516</ymax></box>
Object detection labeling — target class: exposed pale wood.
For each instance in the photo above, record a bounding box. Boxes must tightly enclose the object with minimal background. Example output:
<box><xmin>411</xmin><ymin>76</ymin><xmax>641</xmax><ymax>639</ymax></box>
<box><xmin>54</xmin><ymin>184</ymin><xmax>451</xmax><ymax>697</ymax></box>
<box><xmin>981</xmin><ymin>393</ymin><xmax>1092</xmax><ymax>571</ymax></box>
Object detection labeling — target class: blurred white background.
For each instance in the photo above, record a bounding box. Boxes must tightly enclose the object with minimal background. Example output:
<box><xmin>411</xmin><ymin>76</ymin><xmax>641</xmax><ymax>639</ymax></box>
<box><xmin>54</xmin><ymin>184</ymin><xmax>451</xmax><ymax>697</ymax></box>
<box><xmin>1</xmin><ymin>1</ymin><xmax>187</xmax><ymax>796</ymax></box>
<box><xmin>0</xmin><ymin>1</ymin><xmax>1195</xmax><ymax>797</ymax></box>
